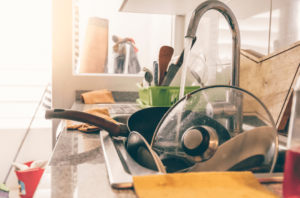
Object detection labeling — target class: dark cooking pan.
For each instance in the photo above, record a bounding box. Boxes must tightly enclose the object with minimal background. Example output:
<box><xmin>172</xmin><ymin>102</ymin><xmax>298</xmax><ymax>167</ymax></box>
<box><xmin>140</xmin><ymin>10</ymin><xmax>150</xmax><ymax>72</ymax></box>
<box><xmin>45</xmin><ymin>107</ymin><xmax>169</xmax><ymax>144</ymax></box>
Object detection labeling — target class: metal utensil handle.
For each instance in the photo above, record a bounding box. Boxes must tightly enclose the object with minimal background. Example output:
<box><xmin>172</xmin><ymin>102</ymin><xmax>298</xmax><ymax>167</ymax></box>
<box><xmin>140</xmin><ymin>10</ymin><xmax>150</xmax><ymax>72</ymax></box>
<box><xmin>45</xmin><ymin>109</ymin><xmax>129</xmax><ymax>136</ymax></box>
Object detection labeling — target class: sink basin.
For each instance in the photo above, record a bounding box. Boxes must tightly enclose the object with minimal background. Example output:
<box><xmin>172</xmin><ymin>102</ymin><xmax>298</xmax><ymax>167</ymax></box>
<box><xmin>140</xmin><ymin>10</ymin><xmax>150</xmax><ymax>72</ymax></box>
<box><xmin>100</xmin><ymin>131</ymin><xmax>285</xmax><ymax>188</ymax></box>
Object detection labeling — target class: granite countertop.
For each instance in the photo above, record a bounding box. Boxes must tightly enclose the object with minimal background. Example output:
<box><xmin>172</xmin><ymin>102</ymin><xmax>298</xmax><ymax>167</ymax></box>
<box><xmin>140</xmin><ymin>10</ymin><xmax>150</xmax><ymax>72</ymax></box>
<box><xmin>34</xmin><ymin>102</ymin><xmax>137</xmax><ymax>198</ymax></box>
<box><xmin>34</xmin><ymin>102</ymin><xmax>283</xmax><ymax>198</ymax></box>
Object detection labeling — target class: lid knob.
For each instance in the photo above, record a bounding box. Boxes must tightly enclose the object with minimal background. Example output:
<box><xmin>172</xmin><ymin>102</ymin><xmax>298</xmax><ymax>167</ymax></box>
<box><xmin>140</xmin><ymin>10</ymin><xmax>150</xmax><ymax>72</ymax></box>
<box><xmin>181</xmin><ymin>126</ymin><xmax>210</xmax><ymax>156</ymax></box>
<box><xmin>181</xmin><ymin>125</ymin><xmax>219</xmax><ymax>162</ymax></box>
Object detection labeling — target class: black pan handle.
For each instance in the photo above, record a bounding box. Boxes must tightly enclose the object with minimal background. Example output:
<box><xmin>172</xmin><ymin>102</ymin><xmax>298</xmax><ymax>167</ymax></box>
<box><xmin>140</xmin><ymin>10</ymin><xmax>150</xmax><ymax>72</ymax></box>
<box><xmin>45</xmin><ymin>109</ymin><xmax>129</xmax><ymax>137</ymax></box>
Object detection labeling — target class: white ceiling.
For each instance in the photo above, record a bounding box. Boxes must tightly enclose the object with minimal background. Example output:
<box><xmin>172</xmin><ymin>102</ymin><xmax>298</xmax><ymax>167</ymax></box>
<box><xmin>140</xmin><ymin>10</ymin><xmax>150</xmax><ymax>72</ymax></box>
<box><xmin>119</xmin><ymin>0</ymin><xmax>229</xmax><ymax>15</ymax></box>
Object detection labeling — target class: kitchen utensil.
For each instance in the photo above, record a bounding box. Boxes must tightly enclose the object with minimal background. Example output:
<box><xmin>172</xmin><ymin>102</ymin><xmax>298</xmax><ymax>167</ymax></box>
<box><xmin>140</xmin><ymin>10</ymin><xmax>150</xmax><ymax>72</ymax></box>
<box><xmin>190</xmin><ymin>68</ymin><xmax>209</xmax><ymax>101</ymax></box>
<box><xmin>46</xmin><ymin>107</ymin><xmax>169</xmax><ymax>172</ymax></box>
<box><xmin>46</xmin><ymin>107</ymin><xmax>169</xmax><ymax>144</ymax></box>
<box><xmin>153</xmin><ymin>61</ymin><xmax>159</xmax><ymax>86</ymax></box>
<box><xmin>145</xmin><ymin>71</ymin><xmax>153</xmax><ymax>86</ymax></box>
<box><xmin>151</xmin><ymin>85</ymin><xmax>278</xmax><ymax>173</ymax></box>
<box><xmin>158</xmin><ymin>46</ymin><xmax>174</xmax><ymax>86</ymax></box>
<box><xmin>160</xmin><ymin>64</ymin><xmax>178</xmax><ymax>86</ymax></box>
<box><xmin>169</xmin><ymin>51</ymin><xmax>208</xmax><ymax>87</ymax></box>
<box><xmin>190</xmin><ymin>69</ymin><xmax>205</xmax><ymax>88</ymax></box>
<box><xmin>189</xmin><ymin>53</ymin><xmax>208</xmax><ymax>86</ymax></box>
<box><xmin>143</xmin><ymin>67</ymin><xmax>153</xmax><ymax>87</ymax></box>
<box><xmin>161</xmin><ymin>37</ymin><xmax>197</xmax><ymax>86</ymax></box>
<box><xmin>127</xmin><ymin>107</ymin><xmax>169</xmax><ymax>144</ymax></box>
<box><xmin>127</xmin><ymin>131</ymin><xmax>166</xmax><ymax>173</ymax></box>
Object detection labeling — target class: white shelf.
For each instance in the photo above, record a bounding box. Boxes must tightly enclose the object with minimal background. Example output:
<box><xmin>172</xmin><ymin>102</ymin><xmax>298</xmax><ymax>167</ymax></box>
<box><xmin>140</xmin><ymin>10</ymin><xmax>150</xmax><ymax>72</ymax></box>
<box><xmin>119</xmin><ymin>0</ymin><xmax>228</xmax><ymax>15</ymax></box>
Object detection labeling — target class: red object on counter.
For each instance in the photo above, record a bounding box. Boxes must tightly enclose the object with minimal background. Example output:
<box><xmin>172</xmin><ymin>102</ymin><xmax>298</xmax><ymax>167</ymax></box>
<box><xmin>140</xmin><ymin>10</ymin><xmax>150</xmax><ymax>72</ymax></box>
<box><xmin>15</xmin><ymin>161</ymin><xmax>45</xmax><ymax>198</ymax></box>
<box><xmin>283</xmin><ymin>147</ymin><xmax>300</xmax><ymax>198</ymax></box>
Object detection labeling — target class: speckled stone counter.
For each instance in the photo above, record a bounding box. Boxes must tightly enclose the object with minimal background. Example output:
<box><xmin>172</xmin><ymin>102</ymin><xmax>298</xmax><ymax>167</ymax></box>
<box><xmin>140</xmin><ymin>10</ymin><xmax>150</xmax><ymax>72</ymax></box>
<box><xmin>34</xmin><ymin>102</ymin><xmax>137</xmax><ymax>198</ymax></box>
<box><xmin>34</xmin><ymin>102</ymin><xmax>283</xmax><ymax>198</ymax></box>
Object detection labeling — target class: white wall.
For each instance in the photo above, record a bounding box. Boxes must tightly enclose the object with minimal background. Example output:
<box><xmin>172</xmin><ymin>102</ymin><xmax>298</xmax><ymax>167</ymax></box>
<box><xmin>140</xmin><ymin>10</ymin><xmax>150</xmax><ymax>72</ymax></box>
<box><xmin>0</xmin><ymin>0</ymin><xmax>52</xmax><ymax>190</ymax></box>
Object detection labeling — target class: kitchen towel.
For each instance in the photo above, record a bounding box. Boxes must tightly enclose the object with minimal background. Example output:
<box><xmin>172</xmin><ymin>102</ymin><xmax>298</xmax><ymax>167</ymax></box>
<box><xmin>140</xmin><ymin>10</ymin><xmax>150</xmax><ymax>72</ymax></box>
<box><xmin>66</xmin><ymin>108</ymin><xmax>118</xmax><ymax>132</ymax></box>
<box><xmin>81</xmin><ymin>89</ymin><xmax>115</xmax><ymax>104</ymax></box>
<box><xmin>133</xmin><ymin>172</ymin><xmax>279</xmax><ymax>198</ymax></box>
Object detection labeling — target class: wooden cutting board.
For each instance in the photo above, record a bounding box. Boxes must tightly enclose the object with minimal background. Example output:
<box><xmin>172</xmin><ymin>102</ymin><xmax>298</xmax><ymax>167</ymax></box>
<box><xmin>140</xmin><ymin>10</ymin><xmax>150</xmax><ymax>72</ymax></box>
<box><xmin>79</xmin><ymin>17</ymin><xmax>108</xmax><ymax>73</ymax></box>
<box><xmin>240</xmin><ymin>40</ymin><xmax>300</xmax><ymax>132</ymax></box>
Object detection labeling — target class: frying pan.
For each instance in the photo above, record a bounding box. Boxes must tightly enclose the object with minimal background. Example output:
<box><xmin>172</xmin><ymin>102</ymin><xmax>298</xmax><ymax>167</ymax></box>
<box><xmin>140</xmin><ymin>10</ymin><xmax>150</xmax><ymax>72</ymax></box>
<box><xmin>45</xmin><ymin>107</ymin><xmax>169</xmax><ymax>172</ymax></box>
<box><xmin>45</xmin><ymin>107</ymin><xmax>169</xmax><ymax>144</ymax></box>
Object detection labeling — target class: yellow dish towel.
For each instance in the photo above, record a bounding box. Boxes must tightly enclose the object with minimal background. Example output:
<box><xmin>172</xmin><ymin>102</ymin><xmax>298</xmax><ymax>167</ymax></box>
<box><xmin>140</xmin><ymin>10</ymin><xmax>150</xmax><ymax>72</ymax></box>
<box><xmin>81</xmin><ymin>89</ymin><xmax>115</xmax><ymax>104</ymax></box>
<box><xmin>133</xmin><ymin>172</ymin><xmax>279</xmax><ymax>198</ymax></box>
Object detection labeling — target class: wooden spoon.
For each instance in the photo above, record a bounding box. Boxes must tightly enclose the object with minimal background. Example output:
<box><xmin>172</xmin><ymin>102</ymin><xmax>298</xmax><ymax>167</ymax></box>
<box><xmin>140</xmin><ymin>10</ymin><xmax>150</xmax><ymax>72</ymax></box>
<box><xmin>158</xmin><ymin>46</ymin><xmax>174</xmax><ymax>86</ymax></box>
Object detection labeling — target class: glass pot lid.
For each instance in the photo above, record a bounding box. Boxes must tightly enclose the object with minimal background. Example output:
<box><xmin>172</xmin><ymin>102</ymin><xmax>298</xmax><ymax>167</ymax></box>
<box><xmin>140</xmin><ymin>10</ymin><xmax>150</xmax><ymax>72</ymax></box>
<box><xmin>151</xmin><ymin>85</ymin><xmax>278</xmax><ymax>174</ymax></box>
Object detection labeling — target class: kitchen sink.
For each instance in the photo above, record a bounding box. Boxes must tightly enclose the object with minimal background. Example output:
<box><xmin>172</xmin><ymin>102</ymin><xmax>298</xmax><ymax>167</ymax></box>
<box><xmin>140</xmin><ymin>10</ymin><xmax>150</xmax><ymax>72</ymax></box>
<box><xmin>100</xmin><ymin>130</ymin><xmax>285</xmax><ymax>189</ymax></box>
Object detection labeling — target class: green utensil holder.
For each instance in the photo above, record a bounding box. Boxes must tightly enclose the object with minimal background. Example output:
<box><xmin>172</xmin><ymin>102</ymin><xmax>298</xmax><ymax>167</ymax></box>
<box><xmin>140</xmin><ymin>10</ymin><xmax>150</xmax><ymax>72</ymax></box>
<box><xmin>136</xmin><ymin>83</ymin><xmax>200</xmax><ymax>108</ymax></box>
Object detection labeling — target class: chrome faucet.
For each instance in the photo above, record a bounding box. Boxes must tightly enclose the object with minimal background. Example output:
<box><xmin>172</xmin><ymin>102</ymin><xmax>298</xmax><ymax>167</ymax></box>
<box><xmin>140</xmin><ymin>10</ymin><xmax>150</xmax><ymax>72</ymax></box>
<box><xmin>186</xmin><ymin>1</ymin><xmax>240</xmax><ymax>86</ymax></box>
<box><xmin>186</xmin><ymin>0</ymin><xmax>243</xmax><ymax>134</ymax></box>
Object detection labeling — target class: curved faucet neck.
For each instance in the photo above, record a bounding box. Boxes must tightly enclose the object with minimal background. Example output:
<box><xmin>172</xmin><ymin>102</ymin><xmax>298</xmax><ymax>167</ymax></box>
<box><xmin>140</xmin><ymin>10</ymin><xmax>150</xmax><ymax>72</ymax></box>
<box><xmin>186</xmin><ymin>1</ymin><xmax>240</xmax><ymax>87</ymax></box>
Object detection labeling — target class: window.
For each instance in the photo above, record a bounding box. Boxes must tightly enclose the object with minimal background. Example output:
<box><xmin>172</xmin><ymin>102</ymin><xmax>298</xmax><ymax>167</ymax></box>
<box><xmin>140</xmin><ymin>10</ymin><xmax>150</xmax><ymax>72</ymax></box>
<box><xmin>74</xmin><ymin>0</ymin><xmax>172</xmax><ymax>75</ymax></box>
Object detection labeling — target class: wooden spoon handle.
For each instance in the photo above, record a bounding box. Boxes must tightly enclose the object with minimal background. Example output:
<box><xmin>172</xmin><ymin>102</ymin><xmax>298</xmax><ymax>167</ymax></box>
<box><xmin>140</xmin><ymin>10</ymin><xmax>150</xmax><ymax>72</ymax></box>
<box><xmin>158</xmin><ymin>46</ymin><xmax>174</xmax><ymax>86</ymax></box>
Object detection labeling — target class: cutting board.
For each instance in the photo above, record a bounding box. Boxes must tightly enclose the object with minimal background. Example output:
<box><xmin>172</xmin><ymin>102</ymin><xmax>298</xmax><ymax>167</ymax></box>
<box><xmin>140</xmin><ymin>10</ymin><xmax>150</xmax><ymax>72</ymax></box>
<box><xmin>79</xmin><ymin>17</ymin><xmax>108</xmax><ymax>73</ymax></box>
<box><xmin>240</xmin><ymin>41</ymin><xmax>300</xmax><ymax>132</ymax></box>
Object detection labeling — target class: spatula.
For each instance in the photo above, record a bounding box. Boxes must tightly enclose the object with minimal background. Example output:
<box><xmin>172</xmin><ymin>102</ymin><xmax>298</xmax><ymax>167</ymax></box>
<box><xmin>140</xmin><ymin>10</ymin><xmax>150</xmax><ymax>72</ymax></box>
<box><xmin>161</xmin><ymin>37</ymin><xmax>197</xmax><ymax>86</ymax></box>
<box><xmin>158</xmin><ymin>46</ymin><xmax>174</xmax><ymax>86</ymax></box>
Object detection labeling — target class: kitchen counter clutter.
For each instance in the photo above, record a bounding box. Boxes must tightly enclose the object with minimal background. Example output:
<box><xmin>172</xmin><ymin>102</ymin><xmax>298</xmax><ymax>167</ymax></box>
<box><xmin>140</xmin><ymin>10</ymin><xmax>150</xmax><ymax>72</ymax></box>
<box><xmin>34</xmin><ymin>102</ymin><xmax>283</xmax><ymax>198</ymax></box>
